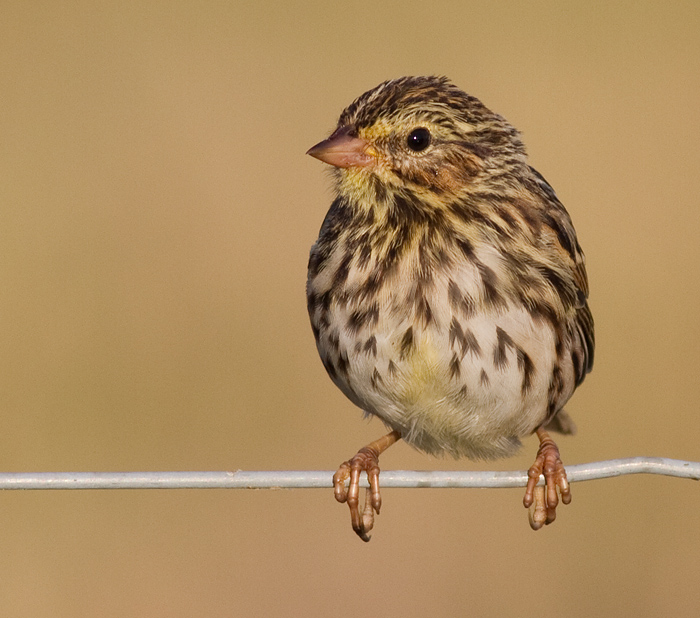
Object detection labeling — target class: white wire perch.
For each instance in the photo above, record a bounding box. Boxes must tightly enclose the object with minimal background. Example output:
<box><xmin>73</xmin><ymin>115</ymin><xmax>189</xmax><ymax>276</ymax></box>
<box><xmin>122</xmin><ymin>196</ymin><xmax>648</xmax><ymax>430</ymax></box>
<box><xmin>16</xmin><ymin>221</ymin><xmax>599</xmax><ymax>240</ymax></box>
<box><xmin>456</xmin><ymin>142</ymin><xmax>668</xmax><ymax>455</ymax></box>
<box><xmin>0</xmin><ymin>457</ymin><xmax>698</xmax><ymax>490</ymax></box>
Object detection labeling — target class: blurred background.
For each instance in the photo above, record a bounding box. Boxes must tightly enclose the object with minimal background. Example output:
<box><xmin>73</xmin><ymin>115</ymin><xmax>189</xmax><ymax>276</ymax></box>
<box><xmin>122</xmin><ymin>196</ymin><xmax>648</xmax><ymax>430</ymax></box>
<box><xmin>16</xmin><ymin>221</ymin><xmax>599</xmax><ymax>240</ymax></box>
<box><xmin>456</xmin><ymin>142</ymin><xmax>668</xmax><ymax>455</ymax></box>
<box><xmin>1</xmin><ymin>2</ymin><xmax>699</xmax><ymax>616</ymax></box>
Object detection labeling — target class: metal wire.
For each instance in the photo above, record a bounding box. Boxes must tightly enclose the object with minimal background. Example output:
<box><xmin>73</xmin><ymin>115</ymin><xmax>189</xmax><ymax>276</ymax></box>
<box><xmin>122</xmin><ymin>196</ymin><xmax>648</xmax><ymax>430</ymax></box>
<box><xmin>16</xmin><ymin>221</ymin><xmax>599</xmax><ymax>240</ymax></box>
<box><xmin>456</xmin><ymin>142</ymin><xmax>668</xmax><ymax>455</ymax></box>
<box><xmin>0</xmin><ymin>457</ymin><xmax>698</xmax><ymax>490</ymax></box>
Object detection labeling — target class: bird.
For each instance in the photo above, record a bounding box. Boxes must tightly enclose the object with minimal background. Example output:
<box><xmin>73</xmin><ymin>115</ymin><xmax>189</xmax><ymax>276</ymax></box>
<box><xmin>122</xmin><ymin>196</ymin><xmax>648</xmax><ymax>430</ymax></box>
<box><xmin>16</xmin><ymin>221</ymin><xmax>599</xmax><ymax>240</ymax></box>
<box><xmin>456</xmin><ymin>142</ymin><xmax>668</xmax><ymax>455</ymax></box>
<box><xmin>306</xmin><ymin>76</ymin><xmax>594</xmax><ymax>541</ymax></box>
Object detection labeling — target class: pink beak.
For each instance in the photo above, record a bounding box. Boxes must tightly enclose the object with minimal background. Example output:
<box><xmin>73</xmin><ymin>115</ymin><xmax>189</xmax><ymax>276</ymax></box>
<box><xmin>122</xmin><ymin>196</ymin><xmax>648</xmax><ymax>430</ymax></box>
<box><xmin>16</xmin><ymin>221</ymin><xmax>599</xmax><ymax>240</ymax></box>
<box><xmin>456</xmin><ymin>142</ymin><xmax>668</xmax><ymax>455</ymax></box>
<box><xmin>306</xmin><ymin>126</ymin><xmax>374</xmax><ymax>169</ymax></box>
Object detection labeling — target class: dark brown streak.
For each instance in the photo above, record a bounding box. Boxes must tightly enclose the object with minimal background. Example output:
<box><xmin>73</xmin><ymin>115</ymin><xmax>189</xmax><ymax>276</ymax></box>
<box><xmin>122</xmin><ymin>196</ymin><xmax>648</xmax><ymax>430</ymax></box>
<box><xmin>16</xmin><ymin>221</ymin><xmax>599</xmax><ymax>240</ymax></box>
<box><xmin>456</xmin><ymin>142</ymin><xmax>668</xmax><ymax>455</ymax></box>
<box><xmin>447</xmin><ymin>280</ymin><xmax>476</xmax><ymax>318</ymax></box>
<box><xmin>449</xmin><ymin>318</ymin><xmax>481</xmax><ymax>358</ymax></box>
<box><xmin>462</xmin><ymin>328</ymin><xmax>481</xmax><ymax>358</ymax></box>
<box><xmin>306</xmin><ymin>290</ymin><xmax>317</xmax><ymax>314</ymax></box>
<box><xmin>346</xmin><ymin>303</ymin><xmax>379</xmax><ymax>334</ymax></box>
<box><xmin>336</xmin><ymin>351</ymin><xmax>349</xmax><ymax>377</ymax></box>
<box><xmin>388</xmin><ymin>192</ymin><xmax>432</xmax><ymax>229</ymax></box>
<box><xmin>448</xmin><ymin>317</ymin><xmax>465</xmax><ymax>351</ymax></box>
<box><xmin>387</xmin><ymin>360</ymin><xmax>398</xmax><ymax>376</ymax></box>
<box><xmin>546</xmin><ymin>364</ymin><xmax>564</xmax><ymax>419</ymax></box>
<box><xmin>494</xmin><ymin>326</ymin><xmax>515</xmax><ymax>369</ymax></box>
<box><xmin>493</xmin><ymin>204</ymin><xmax>519</xmax><ymax>231</ymax></box>
<box><xmin>332</xmin><ymin>253</ymin><xmax>353</xmax><ymax>288</ymax></box>
<box><xmin>516</xmin><ymin>347</ymin><xmax>535</xmax><ymax>393</ymax></box>
<box><xmin>355</xmin><ymin>235</ymin><xmax>373</xmax><ymax>269</ymax></box>
<box><xmin>478</xmin><ymin>262</ymin><xmax>507</xmax><ymax>310</ymax></box>
<box><xmin>357</xmin><ymin>266</ymin><xmax>387</xmax><ymax>301</ymax></box>
<box><xmin>410</xmin><ymin>282</ymin><xmax>434</xmax><ymax>327</ymax></box>
<box><xmin>399</xmin><ymin>327</ymin><xmax>414</xmax><ymax>359</ymax></box>
<box><xmin>541</xmin><ymin>266</ymin><xmax>576</xmax><ymax>307</ymax></box>
<box><xmin>363</xmin><ymin>335</ymin><xmax>377</xmax><ymax>357</ymax></box>
<box><xmin>451</xmin><ymin>140</ymin><xmax>492</xmax><ymax>160</ymax></box>
<box><xmin>455</xmin><ymin>237</ymin><xmax>475</xmax><ymax>260</ymax></box>
<box><xmin>449</xmin><ymin>353</ymin><xmax>461</xmax><ymax>379</ymax></box>
<box><xmin>323</xmin><ymin>357</ymin><xmax>337</xmax><ymax>380</ymax></box>
<box><xmin>542</xmin><ymin>212</ymin><xmax>575</xmax><ymax>260</ymax></box>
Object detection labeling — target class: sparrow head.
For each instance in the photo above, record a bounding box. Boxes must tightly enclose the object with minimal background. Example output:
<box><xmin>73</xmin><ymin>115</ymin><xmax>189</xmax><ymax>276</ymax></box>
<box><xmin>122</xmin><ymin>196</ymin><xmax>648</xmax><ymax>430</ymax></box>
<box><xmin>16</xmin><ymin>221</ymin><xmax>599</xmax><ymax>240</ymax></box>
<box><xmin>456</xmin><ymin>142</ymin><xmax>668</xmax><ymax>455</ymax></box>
<box><xmin>307</xmin><ymin>76</ymin><xmax>527</xmax><ymax>196</ymax></box>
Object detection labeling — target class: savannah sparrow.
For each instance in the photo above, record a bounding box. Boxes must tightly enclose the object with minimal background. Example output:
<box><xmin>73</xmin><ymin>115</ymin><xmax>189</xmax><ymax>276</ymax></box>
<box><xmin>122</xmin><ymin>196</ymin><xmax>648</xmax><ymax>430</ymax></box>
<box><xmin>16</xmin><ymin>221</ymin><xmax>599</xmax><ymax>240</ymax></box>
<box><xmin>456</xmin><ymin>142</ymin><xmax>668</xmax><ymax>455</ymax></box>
<box><xmin>306</xmin><ymin>76</ymin><xmax>594</xmax><ymax>541</ymax></box>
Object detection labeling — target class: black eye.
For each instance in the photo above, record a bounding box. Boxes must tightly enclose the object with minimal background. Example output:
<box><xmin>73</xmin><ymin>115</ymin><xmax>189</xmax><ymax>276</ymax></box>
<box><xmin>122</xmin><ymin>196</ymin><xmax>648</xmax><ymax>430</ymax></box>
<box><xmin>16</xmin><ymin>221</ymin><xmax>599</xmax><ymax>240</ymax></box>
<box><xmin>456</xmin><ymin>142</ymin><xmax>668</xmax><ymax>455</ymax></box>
<box><xmin>406</xmin><ymin>127</ymin><xmax>431</xmax><ymax>152</ymax></box>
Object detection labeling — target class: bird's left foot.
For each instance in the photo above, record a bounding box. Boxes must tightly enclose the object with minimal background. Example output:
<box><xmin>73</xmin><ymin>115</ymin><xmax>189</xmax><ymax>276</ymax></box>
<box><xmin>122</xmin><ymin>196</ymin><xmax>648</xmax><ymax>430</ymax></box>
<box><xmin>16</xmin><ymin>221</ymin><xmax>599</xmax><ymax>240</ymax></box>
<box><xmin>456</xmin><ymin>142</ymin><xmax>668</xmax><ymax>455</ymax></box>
<box><xmin>523</xmin><ymin>428</ymin><xmax>571</xmax><ymax>530</ymax></box>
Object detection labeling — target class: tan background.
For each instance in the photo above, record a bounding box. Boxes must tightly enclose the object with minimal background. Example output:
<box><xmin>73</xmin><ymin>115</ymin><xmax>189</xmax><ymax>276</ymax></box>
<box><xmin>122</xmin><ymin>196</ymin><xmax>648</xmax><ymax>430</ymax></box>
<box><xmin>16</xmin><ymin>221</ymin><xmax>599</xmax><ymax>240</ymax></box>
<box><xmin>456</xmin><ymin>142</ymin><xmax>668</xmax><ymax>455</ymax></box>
<box><xmin>1</xmin><ymin>2</ymin><xmax>699</xmax><ymax>616</ymax></box>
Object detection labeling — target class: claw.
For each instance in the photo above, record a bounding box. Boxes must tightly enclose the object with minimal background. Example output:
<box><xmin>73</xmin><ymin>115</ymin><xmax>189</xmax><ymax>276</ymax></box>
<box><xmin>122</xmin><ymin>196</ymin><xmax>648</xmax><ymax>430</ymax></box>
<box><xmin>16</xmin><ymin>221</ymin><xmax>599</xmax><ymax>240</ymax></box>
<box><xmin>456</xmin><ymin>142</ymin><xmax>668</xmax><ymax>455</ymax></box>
<box><xmin>524</xmin><ymin>427</ymin><xmax>570</xmax><ymax>530</ymax></box>
<box><xmin>333</xmin><ymin>430</ymin><xmax>400</xmax><ymax>542</ymax></box>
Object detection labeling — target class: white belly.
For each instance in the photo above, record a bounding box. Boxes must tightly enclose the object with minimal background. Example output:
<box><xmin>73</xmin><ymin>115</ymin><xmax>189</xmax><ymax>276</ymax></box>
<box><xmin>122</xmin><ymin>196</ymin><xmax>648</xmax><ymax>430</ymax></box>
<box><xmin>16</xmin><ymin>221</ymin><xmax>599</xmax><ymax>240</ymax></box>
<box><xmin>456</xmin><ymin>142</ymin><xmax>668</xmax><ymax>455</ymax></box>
<box><xmin>310</xmin><ymin>244</ymin><xmax>576</xmax><ymax>460</ymax></box>
<box><xmin>334</xmin><ymin>304</ymin><xmax>560</xmax><ymax>459</ymax></box>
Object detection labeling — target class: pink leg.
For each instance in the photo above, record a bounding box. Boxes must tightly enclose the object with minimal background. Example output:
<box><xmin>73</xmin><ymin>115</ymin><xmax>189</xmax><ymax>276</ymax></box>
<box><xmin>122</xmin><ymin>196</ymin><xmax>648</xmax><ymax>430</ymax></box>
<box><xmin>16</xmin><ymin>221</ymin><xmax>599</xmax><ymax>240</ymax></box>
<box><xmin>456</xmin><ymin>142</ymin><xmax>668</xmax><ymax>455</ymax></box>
<box><xmin>523</xmin><ymin>427</ymin><xmax>571</xmax><ymax>530</ymax></box>
<box><xmin>333</xmin><ymin>430</ymin><xmax>401</xmax><ymax>542</ymax></box>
